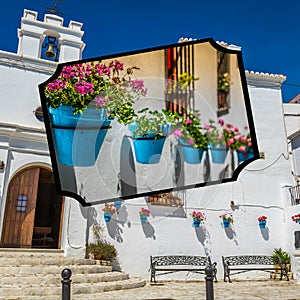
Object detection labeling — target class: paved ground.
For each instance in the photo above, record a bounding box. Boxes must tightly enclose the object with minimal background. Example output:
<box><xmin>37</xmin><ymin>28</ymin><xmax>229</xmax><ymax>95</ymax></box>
<box><xmin>84</xmin><ymin>279</ymin><xmax>300</xmax><ymax>300</ymax></box>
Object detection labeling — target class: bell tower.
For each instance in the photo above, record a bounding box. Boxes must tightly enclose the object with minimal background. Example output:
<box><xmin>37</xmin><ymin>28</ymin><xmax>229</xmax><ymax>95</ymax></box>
<box><xmin>17</xmin><ymin>9</ymin><xmax>85</xmax><ymax>62</ymax></box>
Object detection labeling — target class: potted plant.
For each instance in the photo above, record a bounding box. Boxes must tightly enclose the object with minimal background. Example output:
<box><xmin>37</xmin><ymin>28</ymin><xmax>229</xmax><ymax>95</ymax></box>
<box><xmin>139</xmin><ymin>207</ymin><xmax>151</xmax><ymax>224</ymax></box>
<box><xmin>291</xmin><ymin>213</ymin><xmax>300</xmax><ymax>224</ymax></box>
<box><xmin>86</xmin><ymin>222</ymin><xmax>117</xmax><ymax>262</ymax></box>
<box><xmin>204</xmin><ymin>118</ymin><xmax>228</xmax><ymax>164</ymax></box>
<box><xmin>258</xmin><ymin>215</ymin><xmax>267</xmax><ymax>228</ymax></box>
<box><xmin>218</xmin><ymin>72</ymin><xmax>232</xmax><ymax>112</ymax></box>
<box><xmin>44</xmin><ymin>60</ymin><xmax>146</xmax><ymax>166</ymax></box>
<box><xmin>191</xmin><ymin>211</ymin><xmax>206</xmax><ymax>227</ymax></box>
<box><xmin>166</xmin><ymin>110</ymin><xmax>208</xmax><ymax>164</ymax></box>
<box><xmin>219</xmin><ymin>213</ymin><xmax>233</xmax><ymax>228</ymax></box>
<box><xmin>102</xmin><ymin>203</ymin><xmax>117</xmax><ymax>222</ymax></box>
<box><xmin>166</xmin><ymin>72</ymin><xmax>199</xmax><ymax>115</ymax></box>
<box><xmin>114</xmin><ymin>199</ymin><xmax>123</xmax><ymax>210</ymax></box>
<box><xmin>272</xmin><ymin>248</ymin><xmax>291</xmax><ymax>272</ymax></box>
<box><xmin>128</xmin><ymin>108</ymin><xmax>172</xmax><ymax>164</ymax></box>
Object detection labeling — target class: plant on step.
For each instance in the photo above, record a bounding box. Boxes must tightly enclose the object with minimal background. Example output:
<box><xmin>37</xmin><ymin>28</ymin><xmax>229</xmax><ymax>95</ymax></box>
<box><xmin>44</xmin><ymin>59</ymin><xmax>147</xmax><ymax>124</ymax></box>
<box><xmin>272</xmin><ymin>248</ymin><xmax>291</xmax><ymax>266</ymax></box>
<box><xmin>86</xmin><ymin>222</ymin><xmax>118</xmax><ymax>261</ymax></box>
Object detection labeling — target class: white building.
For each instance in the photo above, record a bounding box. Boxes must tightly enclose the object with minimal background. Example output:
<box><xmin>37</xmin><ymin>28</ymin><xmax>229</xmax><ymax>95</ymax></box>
<box><xmin>1</xmin><ymin>9</ymin><xmax>300</xmax><ymax>282</ymax></box>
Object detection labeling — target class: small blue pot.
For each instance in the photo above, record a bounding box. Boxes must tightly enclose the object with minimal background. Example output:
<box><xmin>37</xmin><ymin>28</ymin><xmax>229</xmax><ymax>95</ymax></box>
<box><xmin>140</xmin><ymin>215</ymin><xmax>148</xmax><ymax>224</ymax></box>
<box><xmin>179</xmin><ymin>139</ymin><xmax>204</xmax><ymax>164</ymax></box>
<box><xmin>223</xmin><ymin>219</ymin><xmax>230</xmax><ymax>228</ymax></box>
<box><xmin>193</xmin><ymin>219</ymin><xmax>201</xmax><ymax>228</ymax></box>
<box><xmin>237</xmin><ymin>148</ymin><xmax>254</xmax><ymax>162</ymax></box>
<box><xmin>104</xmin><ymin>213</ymin><xmax>113</xmax><ymax>222</ymax></box>
<box><xmin>129</xmin><ymin>122</ymin><xmax>169</xmax><ymax>164</ymax></box>
<box><xmin>48</xmin><ymin>105</ymin><xmax>112</xmax><ymax>167</ymax></box>
<box><xmin>114</xmin><ymin>200</ymin><xmax>122</xmax><ymax>210</ymax></box>
<box><xmin>210</xmin><ymin>145</ymin><xmax>228</xmax><ymax>164</ymax></box>
<box><xmin>259</xmin><ymin>220</ymin><xmax>267</xmax><ymax>228</ymax></box>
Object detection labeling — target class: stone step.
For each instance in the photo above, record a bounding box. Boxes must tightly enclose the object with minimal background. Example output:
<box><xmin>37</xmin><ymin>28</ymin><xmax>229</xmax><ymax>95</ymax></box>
<box><xmin>0</xmin><ymin>277</ymin><xmax>146</xmax><ymax>298</ymax></box>
<box><xmin>0</xmin><ymin>271</ymin><xmax>129</xmax><ymax>285</ymax></box>
<box><xmin>0</xmin><ymin>248</ymin><xmax>64</xmax><ymax>257</ymax></box>
<box><xmin>0</xmin><ymin>256</ymin><xmax>101</xmax><ymax>266</ymax></box>
<box><xmin>0</xmin><ymin>264</ymin><xmax>112</xmax><ymax>276</ymax></box>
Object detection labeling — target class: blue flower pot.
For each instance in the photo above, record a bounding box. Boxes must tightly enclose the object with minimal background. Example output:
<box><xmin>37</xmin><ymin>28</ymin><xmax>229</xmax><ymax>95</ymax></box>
<box><xmin>259</xmin><ymin>220</ymin><xmax>267</xmax><ymax>228</ymax></box>
<box><xmin>140</xmin><ymin>215</ymin><xmax>148</xmax><ymax>224</ymax></box>
<box><xmin>237</xmin><ymin>148</ymin><xmax>254</xmax><ymax>162</ymax></box>
<box><xmin>223</xmin><ymin>219</ymin><xmax>230</xmax><ymax>228</ymax></box>
<box><xmin>104</xmin><ymin>213</ymin><xmax>113</xmax><ymax>222</ymax></box>
<box><xmin>114</xmin><ymin>200</ymin><xmax>122</xmax><ymax>210</ymax></box>
<box><xmin>193</xmin><ymin>219</ymin><xmax>201</xmax><ymax>228</ymax></box>
<box><xmin>48</xmin><ymin>105</ymin><xmax>112</xmax><ymax>167</ymax></box>
<box><xmin>129</xmin><ymin>122</ymin><xmax>169</xmax><ymax>164</ymax></box>
<box><xmin>179</xmin><ymin>139</ymin><xmax>204</xmax><ymax>164</ymax></box>
<box><xmin>210</xmin><ymin>145</ymin><xmax>228</xmax><ymax>164</ymax></box>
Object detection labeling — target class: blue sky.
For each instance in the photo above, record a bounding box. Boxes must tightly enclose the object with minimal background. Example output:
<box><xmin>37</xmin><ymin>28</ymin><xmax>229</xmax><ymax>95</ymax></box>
<box><xmin>1</xmin><ymin>1</ymin><xmax>300</xmax><ymax>102</ymax></box>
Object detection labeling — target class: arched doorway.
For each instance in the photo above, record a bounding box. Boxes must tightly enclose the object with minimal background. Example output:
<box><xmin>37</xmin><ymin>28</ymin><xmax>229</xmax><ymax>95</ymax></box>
<box><xmin>1</xmin><ymin>166</ymin><xmax>63</xmax><ymax>249</ymax></box>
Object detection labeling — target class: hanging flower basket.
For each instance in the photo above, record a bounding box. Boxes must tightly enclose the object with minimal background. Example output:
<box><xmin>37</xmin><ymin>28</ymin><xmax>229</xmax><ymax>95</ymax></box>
<box><xmin>220</xmin><ymin>213</ymin><xmax>233</xmax><ymax>228</ymax></box>
<box><xmin>102</xmin><ymin>203</ymin><xmax>116</xmax><ymax>222</ymax></box>
<box><xmin>191</xmin><ymin>211</ymin><xmax>205</xmax><ymax>228</ymax></box>
<box><xmin>48</xmin><ymin>106</ymin><xmax>112</xmax><ymax>167</ymax></box>
<box><xmin>139</xmin><ymin>208</ymin><xmax>150</xmax><ymax>223</ymax></box>
<box><xmin>237</xmin><ymin>147</ymin><xmax>254</xmax><ymax>162</ymax></box>
<box><xmin>258</xmin><ymin>216</ymin><xmax>267</xmax><ymax>228</ymax></box>
<box><xmin>114</xmin><ymin>200</ymin><xmax>123</xmax><ymax>210</ymax></box>
<box><xmin>210</xmin><ymin>145</ymin><xmax>228</xmax><ymax>164</ymax></box>
<box><xmin>179</xmin><ymin>139</ymin><xmax>204</xmax><ymax>164</ymax></box>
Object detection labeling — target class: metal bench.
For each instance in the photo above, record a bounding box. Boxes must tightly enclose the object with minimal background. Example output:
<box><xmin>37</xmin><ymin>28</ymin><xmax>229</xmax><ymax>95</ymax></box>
<box><xmin>150</xmin><ymin>255</ymin><xmax>217</xmax><ymax>282</ymax></box>
<box><xmin>222</xmin><ymin>255</ymin><xmax>289</xmax><ymax>282</ymax></box>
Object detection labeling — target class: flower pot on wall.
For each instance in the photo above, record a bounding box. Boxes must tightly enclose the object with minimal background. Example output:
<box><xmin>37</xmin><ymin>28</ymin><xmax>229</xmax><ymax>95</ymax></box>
<box><xmin>237</xmin><ymin>147</ymin><xmax>254</xmax><ymax>162</ymax></box>
<box><xmin>179</xmin><ymin>139</ymin><xmax>204</xmax><ymax>164</ymax></box>
<box><xmin>193</xmin><ymin>219</ymin><xmax>201</xmax><ymax>228</ymax></box>
<box><xmin>48</xmin><ymin>105</ymin><xmax>112</xmax><ymax>167</ymax></box>
<box><xmin>114</xmin><ymin>200</ymin><xmax>122</xmax><ymax>210</ymax></box>
<box><xmin>210</xmin><ymin>145</ymin><xmax>228</xmax><ymax>164</ymax></box>
<box><xmin>223</xmin><ymin>219</ymin><xmax>230</xmax><ymax>228</ymax></box>
<box><xmin>104</xmin><ymin>213</ymin><xmax>113</xmax><ymax>222</ymax></box>
<box><xmin>140</xmin><ymin>215</ymin><xmax>148</xmax><ymax>224</ymax></box>
<box><xmin>259</xmin><ymin>220</ymin><xmax>267</xmax><ymax>228</ymax></box>
<box><xmin>128</xmin><ymin>122</ymin><xmax>169</xmax><ymax>164</ymax></box>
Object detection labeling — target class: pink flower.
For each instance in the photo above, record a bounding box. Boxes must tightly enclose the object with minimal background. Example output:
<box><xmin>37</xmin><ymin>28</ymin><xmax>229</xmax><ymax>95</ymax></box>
<box><xmin>204</xmin><ymin>124</ymin><xmax>211</xmax><ymax>130</ymax></box>
<box><xmin>188</xmin><ymin>138</ymin><xmax>194</xmax><ymax>145</ymax></box>
<box><xmin>227</xmin><ymin>138</ymin><xmax>234</xmax><ymax>146</ymax></box>
<box><xmin>173</xmin><ymin>128</ymin><xmax>182</xmax><ymax>139</ymax></box>
<box><xmin>238</xmin><ymin>146</ymin><xmax>246</xmax><ymax>152</ymax></box>
<box><xmin>218</xmin><ymin>118</ymin><xmax>224</xmax><ymax>126</ymax></box>
<box><xmin>185</xmin><ymin>119</ymin><xmax>192</xmax><ymax>124</ymax></box>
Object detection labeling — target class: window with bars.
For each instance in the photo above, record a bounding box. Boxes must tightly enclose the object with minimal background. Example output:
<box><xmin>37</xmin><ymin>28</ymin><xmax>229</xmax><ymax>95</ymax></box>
<box><xmin>165</xmin><ymin>44</ymin><xmax>195</xmax><ymax>115</ymax></box>
<box><xmin>217</xmin><ymin>51</ymin><xmax>231</xmax><ymax>116</ymax></box>
<box><xmin>16</xmin><ymin>195</ymin><xmax>28</xmax><ymax>212</ymax></box>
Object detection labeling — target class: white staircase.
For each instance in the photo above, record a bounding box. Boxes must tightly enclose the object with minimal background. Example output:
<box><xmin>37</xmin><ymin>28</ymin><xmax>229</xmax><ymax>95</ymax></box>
<box><xmin>0</xmin><ymin>249</ymin><xmax>146</xmax><ymax>299</ymax></box>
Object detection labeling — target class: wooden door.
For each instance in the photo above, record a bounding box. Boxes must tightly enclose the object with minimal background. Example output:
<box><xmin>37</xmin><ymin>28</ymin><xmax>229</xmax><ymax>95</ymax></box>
<box><xmin>1</xmin><ymin>167</ymin><xmax>40</xmax><ymax>248</ymax></box>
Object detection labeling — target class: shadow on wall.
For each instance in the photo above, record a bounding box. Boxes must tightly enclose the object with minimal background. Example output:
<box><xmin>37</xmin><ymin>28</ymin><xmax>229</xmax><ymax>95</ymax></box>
<box><xmin>260</xmin><ymin>226</ymin><xmax>270</xmax><ymax>241</ymax></box>
<box><xmin>104</xmin><ymin>204</ymin><xmax>131</xmax><ymax>243</ymax></box>
<box><xmin>195</xmin><ymin>225</ymin><xmax>212</xmax><ymax>256</ymax></box>
<box><xmin>141</xmin><ymin>221</ymin><xmax>156</xmax><ymax>239</ymax></box>
<box><xmin>79</xmin><ymin>205</ymin><xmax>97</xmax><ymax>253</ymax></box>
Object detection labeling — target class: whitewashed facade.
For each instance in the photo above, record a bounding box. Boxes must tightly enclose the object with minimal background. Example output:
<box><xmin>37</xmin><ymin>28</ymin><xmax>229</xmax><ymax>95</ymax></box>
<box><xmin>1</xmin><ymin>9</ymin><xmax>300</xmax><ymax>282</ymax></box>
